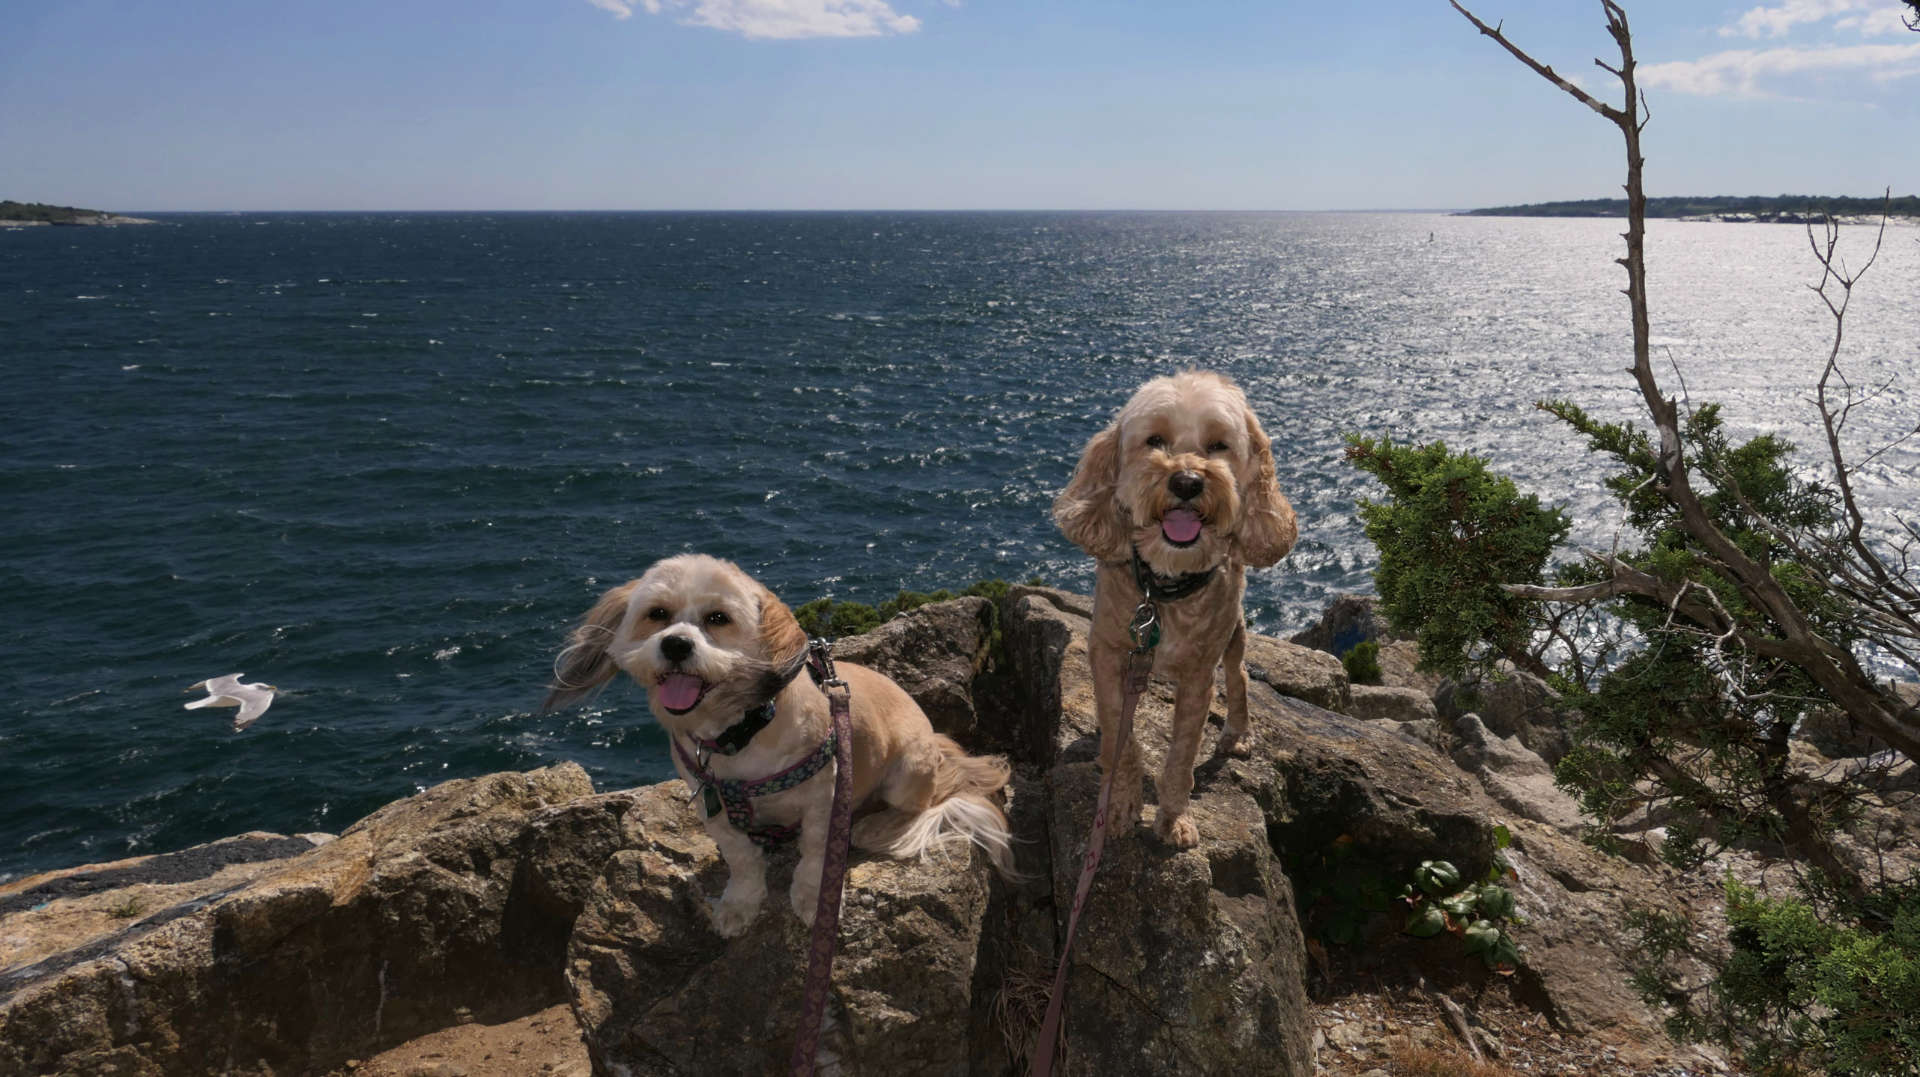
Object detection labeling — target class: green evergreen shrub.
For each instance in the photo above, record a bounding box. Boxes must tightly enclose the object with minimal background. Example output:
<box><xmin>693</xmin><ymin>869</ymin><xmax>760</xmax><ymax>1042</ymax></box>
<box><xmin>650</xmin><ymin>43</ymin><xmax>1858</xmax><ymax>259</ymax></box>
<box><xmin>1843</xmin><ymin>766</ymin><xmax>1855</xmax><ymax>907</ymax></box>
<box><xmin>1341</xmin><ymin>639</ymin><xmax>1383</xmax><ymax>685</ymax></box>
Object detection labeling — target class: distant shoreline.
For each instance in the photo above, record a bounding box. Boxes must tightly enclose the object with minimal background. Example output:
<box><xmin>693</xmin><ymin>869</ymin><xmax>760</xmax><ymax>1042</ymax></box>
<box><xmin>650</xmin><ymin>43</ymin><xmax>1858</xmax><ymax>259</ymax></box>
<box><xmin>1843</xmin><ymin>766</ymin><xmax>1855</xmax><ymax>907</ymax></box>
<box><xmin>0</xmin><ymin>215</ymin><xmax>158</xmax><ymax>228</ymax></box>
<box><xmin>1462</xmin><ymin>194</ymin><xmax>1920</xmax><ymax>223</ymax></box>
<box><xmin>0</xmin><ymin>200</ymin><xmax>157</xmax><ymax>228</ymax></box>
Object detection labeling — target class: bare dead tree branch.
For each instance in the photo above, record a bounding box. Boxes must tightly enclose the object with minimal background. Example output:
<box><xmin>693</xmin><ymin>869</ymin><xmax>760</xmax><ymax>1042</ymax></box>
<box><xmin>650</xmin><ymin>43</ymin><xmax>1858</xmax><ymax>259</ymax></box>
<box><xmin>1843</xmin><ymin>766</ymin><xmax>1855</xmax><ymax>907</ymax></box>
<box><xmin>1452</xmin><ymin>0</ymin><xmax>1920</xmax><ymax>771</ymax></box>
<box><xmin>1448</xmin><ymin>1</ymin><xmax>1623</xmax><ymax>121</ymax></box>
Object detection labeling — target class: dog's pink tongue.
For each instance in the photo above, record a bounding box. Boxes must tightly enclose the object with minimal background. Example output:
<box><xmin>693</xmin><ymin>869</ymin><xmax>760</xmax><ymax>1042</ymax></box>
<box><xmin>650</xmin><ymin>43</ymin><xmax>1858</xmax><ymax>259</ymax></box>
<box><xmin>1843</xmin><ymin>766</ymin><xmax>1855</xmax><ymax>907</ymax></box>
<box><xmin>1162</xmin><ymin>508</ymin><xmax>1203</xmax><ymax>544</ymax></box>
<box><xmin>656</xmin><ymin>673</ymin><xmax>704</xmax><ymax>711</ymax></box>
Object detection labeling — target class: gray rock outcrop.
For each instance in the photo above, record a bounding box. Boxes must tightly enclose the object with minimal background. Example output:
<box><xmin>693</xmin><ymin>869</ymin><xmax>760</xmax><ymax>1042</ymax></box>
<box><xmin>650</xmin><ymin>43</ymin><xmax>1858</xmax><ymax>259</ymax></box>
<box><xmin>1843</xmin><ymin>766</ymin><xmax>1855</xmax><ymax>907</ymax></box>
<box><xmin>1349</xmin><ymin>684</ymin><xmax>1440</xmax><ymax>724</ymax></box>
<box><xmin>567</xmin><ymin>784</ymin><xmax>999</xmax><ymax>1075</ymax></box>
<box><xmin>826</xmin><ymin>594</ymin><xmax>996</xmax><ymax>744</ymax></box>
<box><xmin>1288</xmin><ymin>592</ymin><xmax>1444</xmax><ymax>698</ymax></box>
<box><xmin>1010</xmin><ymin>586</ymin><xmax>1315</xmax><ymax>1076</ymax></box>
<box><xmin>1452</xmin><ymin>713</ymin><xmax>1586</xmax><ymax>835</ymax></box>
<box><xmin>1244</xmin><ymin>633</ymin><xmax>1351</xmax><ymax>716</ymax></box>
<box><xmin>1288</xmin><ymin>593</ymin><xmax>1388</xmax><ymax>657</ymax></box>
<box><xmin>2</xmin><ymin>590</ymin><xmax>1713</xmax><ymax>1076</ymax></box>
<box><xmin>1440</xmin><ymin>663</ymin><xmax>1574</xmax><ymax>764</ymax></box>
<box><xmin>0</xmin><ymin>765</ymin><xmax>616</xmax><ymax>1075</ymax></box>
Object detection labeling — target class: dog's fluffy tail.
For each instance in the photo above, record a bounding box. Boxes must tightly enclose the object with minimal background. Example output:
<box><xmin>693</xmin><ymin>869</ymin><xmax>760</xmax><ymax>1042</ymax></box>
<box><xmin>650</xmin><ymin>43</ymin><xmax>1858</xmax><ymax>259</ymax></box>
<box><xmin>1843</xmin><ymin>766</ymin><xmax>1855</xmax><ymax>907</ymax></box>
<box><xmin>885</xmin><ymin>736</ymin><xmax>1017</xmax><ymax>879</ymax></box>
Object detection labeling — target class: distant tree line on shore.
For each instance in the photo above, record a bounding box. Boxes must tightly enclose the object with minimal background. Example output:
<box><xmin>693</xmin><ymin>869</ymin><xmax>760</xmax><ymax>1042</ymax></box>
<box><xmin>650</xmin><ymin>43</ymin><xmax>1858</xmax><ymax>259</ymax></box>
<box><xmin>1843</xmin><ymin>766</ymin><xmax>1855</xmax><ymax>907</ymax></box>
<box><xmin>0</xmin><ymin>200</ymin><xmax>106</xmax><ymax>223</ymax></box>
<box><xmin>1463</xmin><ymin>194</ymin><xmax>1920</xmax><ymax>220</ymax></box>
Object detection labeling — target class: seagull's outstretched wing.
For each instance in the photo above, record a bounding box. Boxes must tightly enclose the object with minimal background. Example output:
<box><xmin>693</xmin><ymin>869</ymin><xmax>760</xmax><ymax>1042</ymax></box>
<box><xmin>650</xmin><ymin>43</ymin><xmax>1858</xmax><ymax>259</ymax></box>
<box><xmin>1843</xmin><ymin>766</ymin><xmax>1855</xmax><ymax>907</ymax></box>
<box><xmin>184</xmin><ymin>673</ymin><xmax>244</xmax><ymax>710</ymax></box>
<box><xmin>230</xmin><ymin>688</ymin><xmax>274</xmax><ymax>731</ymax></box>
<box><xmin>185</xmin><ymin>674</ymin><xmax>276</xmax><ymax>731</ymax></box>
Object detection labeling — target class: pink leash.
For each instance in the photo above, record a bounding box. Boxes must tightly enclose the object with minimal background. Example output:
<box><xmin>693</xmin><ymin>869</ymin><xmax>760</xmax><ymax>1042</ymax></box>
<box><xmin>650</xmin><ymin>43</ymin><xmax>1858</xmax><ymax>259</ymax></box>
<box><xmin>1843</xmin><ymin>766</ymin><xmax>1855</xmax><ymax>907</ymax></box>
<box><xmin>788</xmin><ymin>646</ymin><xmax>854</xmax><ymax>1077</ymax></box>
<box><xmin>1032</xmin><ymin>602</ymin><xmax>1159</xmax><ymax>1077</ymax></box>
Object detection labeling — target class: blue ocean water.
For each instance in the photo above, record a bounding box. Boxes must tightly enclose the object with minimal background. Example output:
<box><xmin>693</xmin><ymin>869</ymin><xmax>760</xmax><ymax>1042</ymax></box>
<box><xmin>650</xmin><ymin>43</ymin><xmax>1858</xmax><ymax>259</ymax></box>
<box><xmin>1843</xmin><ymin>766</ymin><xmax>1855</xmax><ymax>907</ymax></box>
<box><xmin>3</xmin><ymin>211</ymin><xmax>1915</xmax><ymax>881</ymax></box>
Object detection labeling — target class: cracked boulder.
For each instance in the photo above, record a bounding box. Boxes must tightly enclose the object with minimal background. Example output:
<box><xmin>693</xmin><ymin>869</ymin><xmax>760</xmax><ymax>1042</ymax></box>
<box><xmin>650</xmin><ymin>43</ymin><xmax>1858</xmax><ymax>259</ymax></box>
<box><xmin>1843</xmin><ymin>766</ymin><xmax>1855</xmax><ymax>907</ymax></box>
<box><xmin>566</xmin><ymin>782</ymin><xmax>1000</xmax><ymax>1076</ymax></box>
<box><xmin>1006</xmin><ymin>586</ymin><xmax>1316</xmax><ymax>1077</ymax></box>
<box><xmin>0</xmin><ymin>763</ymin><xmax>613</xmax><ymax>1076</ymax></box>
<box><xmin>1451</xmin><ymin>713</ymin><xmax>1585</xmax><ymax>835</ymax></box>
<box><xmin>826</xmin><ymin>595</ymin><xmax>996</xmax><ymax>745</ymax></box>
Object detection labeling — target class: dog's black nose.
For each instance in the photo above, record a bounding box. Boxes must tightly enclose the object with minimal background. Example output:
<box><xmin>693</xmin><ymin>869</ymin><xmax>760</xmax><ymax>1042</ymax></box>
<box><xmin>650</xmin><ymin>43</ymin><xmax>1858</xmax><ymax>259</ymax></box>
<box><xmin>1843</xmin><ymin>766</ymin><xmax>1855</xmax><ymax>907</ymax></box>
<box><xmin>1168</xmin><ymin>471</ymin><xmax>1205</xmax><ymax>501</ymax></box>
<box><xmin>659</xmin><ymin>634</ymin><xmax>693</xmax><ymax>663</ymax></box>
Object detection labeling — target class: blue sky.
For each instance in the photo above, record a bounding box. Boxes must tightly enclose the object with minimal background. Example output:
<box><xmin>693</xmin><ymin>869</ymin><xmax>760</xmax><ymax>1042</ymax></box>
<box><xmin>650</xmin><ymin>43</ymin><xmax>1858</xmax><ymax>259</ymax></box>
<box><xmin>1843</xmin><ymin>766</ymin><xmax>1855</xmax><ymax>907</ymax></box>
<box><xmin>2</xmin><ymin>0</ymin><xmax>1916</xmax><ymax>211</ymax></box>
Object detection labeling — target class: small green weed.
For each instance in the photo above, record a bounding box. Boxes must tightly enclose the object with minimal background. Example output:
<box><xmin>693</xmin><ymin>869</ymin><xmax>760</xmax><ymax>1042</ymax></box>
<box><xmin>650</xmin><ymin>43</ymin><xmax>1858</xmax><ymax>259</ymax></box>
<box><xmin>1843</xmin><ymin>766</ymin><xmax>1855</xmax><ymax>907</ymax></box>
<box><xmin>1400</xmin><ymin>826</ymin><xmax>1524</xmax><ymax>974</ymax></box>
<box><xmin>105</xmin><ymin>894</ymin><xmax>148</xmax><ymax>920</ymax></box>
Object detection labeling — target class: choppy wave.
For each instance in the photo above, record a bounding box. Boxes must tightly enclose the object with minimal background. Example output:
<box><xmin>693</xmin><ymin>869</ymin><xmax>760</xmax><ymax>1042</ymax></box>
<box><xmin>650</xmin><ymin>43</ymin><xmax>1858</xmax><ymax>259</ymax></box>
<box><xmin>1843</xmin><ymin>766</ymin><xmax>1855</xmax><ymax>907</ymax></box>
<box><xmin>2</xmin><ymin>210</ymin><xmax>1915</xmax><ymax>878</ymax></box>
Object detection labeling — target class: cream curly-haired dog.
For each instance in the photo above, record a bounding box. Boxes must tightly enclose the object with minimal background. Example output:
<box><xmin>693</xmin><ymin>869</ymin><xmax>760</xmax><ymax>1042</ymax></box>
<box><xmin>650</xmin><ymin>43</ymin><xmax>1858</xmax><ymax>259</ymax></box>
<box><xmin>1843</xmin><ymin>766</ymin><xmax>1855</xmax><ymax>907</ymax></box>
<box><xmin>545</xmin><ymin>554</ymin><xmax>1014</xmax><ymax>936</ymax></box>
<box><xmin>1053</xmin><ymin>371</ymin><xmax>1296</xmax><ymax>848</ymax></box>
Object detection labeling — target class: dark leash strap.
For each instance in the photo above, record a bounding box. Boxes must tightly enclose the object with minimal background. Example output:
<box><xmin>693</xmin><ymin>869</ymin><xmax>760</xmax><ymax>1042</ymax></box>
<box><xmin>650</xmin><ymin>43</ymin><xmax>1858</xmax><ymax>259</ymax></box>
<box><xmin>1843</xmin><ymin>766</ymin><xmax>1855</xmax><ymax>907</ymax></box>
<box><xmin>1031</xmin><ymin>601</ymin><xmax>1159</xmax><ymax>1077</ymax></box>
<box><xmin>789</xmin><ymin>638</ymin><xmax>854</xmax><ymax>1077</ymax></box>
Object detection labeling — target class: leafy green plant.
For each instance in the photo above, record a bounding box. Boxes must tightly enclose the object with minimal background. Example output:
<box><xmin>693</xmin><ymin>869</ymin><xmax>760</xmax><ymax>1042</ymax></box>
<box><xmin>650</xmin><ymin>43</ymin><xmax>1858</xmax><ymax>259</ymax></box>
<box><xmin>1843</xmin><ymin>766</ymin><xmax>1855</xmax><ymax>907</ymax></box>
<box><xmin>1630</xmin><ymin>880</ymin><xmax>1920</xmax><ymax>1076</ymax></box>
<box><xmin>1400</xmin><ymin>826</ymin><xmax>1523</xmax><ymax>974</ymax></box>
<box><xmin>1343</xmin><ymin>436</ymin><xmax>1569</xmax><ymax>681</ymax></box>
<box><xmin>1341</xmin><ymin>639</ymin><xmax>1383</xmax><ymax>685</ymax></box>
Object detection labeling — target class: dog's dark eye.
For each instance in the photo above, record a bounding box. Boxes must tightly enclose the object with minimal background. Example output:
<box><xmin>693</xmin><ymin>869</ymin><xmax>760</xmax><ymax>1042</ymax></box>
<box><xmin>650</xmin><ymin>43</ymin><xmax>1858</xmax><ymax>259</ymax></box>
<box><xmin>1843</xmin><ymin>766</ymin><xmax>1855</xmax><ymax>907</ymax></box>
<box><xmin>646</xmin><ymin>606</ymin><xmax>670</xmax><ymax>622</ymax></box>
<box><xmin>1207</xmin><ymin>440</ymin><xmax>1230</xmax><ymax>454</ymax></box>
<box><xmin>1145</xmin><ymin>435</ymin><xmax>1166</xmax><ymax>450</ymax></box>
<box><xmin>705</xmin><ymin>611</ymin><xmax>732</xmax><ymax>627</ymax></box>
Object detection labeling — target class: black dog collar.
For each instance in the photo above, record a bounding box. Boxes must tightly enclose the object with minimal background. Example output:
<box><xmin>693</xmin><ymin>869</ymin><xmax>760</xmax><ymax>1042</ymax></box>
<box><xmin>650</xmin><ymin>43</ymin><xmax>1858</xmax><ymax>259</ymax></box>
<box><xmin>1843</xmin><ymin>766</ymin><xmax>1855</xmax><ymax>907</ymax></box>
<box><xmin>1130</xmin><ymin>546</ymin><xmax>1219</xmax><ymax>603</ymax></box>
<box><xmin>694</xmin><ymin>648</ymin><xmax>814</xmax><ymax>756</ymax></box>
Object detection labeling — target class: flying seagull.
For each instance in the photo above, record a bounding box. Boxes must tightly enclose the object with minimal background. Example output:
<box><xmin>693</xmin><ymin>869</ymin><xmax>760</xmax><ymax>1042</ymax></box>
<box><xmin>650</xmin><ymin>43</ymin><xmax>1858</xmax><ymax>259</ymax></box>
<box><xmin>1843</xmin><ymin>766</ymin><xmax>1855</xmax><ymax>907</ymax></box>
<box><xmin>185</xmin><ymin>673</ymin><xmax>278</xmax><ymax>731</ymax></box>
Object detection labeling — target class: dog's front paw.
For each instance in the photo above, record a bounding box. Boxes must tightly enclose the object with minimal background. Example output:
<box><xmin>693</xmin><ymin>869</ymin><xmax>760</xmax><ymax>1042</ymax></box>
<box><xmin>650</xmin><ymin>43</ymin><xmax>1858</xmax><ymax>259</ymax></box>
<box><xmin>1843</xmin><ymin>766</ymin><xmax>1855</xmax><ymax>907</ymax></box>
<box><xmin>789</xmin><ymin>874</ymin><xmax>821</xmax><ymax>927</ymax></box>
<box><xmin>709</xmin><ymin>893</ymin><xmax>763</xmax><ymax>937</ymax></box>
<box><xmin>1216</xmin><ymin>729</ymin><xmax>1253</xmax><ymax>759</ymax></box>
<box><xmin>1104</xmin><ymin>781</ymin><xmax>1143</xmax><ymax>836</ymax></box>
<box><xmin>1154</xmin><ymin>810</ymin><xmax>1201</xmax><ymax>849</ymax></box>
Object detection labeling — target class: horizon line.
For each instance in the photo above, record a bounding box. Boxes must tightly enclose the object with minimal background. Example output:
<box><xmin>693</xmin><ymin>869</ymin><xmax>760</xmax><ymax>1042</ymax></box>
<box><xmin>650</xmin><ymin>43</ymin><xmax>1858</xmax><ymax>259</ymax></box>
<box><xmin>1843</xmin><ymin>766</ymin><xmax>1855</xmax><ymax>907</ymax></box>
<box><xmin>99</xmin><ymin>206</ymin><xmax>1470</xmax><ymax>216</ymax></box>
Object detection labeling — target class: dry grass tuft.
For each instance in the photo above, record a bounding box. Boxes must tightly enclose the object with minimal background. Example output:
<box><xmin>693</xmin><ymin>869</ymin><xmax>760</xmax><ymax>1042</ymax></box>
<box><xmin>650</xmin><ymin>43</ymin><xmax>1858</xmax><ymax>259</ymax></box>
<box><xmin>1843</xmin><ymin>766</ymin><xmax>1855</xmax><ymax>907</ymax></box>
<box><xmin>1387</xmin><ymin>1039</ymin><xmax>1528</xmax><ymax>1077</ymax></box>
<box><xmin>990</xmin><ymin>942</ymin><xmax>1066</xmax><ymax>1074</ymax></box>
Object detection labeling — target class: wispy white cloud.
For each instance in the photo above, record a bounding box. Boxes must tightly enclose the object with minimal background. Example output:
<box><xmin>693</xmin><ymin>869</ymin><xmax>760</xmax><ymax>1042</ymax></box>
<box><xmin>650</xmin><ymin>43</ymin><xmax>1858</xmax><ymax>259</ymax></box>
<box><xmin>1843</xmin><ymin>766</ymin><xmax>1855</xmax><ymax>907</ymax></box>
<box><xmin>1721</xmin><ymin>0</ymin><xmax>1882</xmax><ymax>38</ymax></box>
<box><xmin>1641</xmin><ymin>41</ymin><xmax>1920</xmax><ymax>98</ymax></box>
<box><xmin>587</xmin><ymin>0</ymin><xmax>922</xmax><ymax>39</ymax></box>
<box><xmin>1647</xmin><ymin>1</ymin><xmax>1920</xmax><ymax>97</ymax></box>
<box><xmin>1832</xmin><ymin>6</ymin><xmax>1919</xmax><ymax>35</ymax></box>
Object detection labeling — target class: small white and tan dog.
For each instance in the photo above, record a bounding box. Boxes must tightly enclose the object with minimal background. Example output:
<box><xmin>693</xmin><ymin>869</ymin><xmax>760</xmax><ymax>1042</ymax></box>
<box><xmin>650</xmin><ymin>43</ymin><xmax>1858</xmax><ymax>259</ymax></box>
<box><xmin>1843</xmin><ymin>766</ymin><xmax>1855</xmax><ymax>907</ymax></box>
<box><xmin>546</xmin><ymin>553</ymin><xmax>1014</xmax><ymax>937</ymax></box>
<box><xmin>1052</xmin><ymin>371</ymin><xmax>1297</xmax><ymax>848</ymax></box>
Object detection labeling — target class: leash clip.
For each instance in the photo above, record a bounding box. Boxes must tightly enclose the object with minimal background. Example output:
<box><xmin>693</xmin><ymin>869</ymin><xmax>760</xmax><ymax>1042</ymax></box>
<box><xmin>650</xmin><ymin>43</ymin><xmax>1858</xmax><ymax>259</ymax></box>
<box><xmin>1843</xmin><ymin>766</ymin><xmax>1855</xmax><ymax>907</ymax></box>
<box><xmin>686</xmin><ymin>778</ymin><xmax>722</xmax><ymax>820</ymax></box>
<box><xmin>682</xmin><ymin>742</ymin><xmax>722</xmax><ymax>818</ymax></box>
<box><xmin>808</xmin><ymin>637</ymin><xmax>846</xmax><ymax>689</ymax></box>
<box><xmin>1128</xmin><ymin>601</ymin><xmax>1160</xmax><ymax>654</ymax></box>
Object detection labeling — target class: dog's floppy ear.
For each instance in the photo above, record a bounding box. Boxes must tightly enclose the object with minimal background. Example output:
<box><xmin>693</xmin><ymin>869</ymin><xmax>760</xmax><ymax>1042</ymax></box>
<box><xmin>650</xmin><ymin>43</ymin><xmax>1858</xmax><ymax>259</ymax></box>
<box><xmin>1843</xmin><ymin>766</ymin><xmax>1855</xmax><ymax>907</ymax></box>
<box><xmin>543</xmin><ymin>581</ymin><xmax>636</xmax><ymax>712</ymax></box>
<box><xmin>1232</xmin><ymin>409</ymin><xmax>1297</xmax><ymax>568</ymax></box>
<box><xmin>1053</xmin><ymin>424</ymin><xmax>1130</xmax><ymax>561</ymax></box>
<box><xmin>757</xmin><ymin>584</ymin><xmax>809</xmax><ymax>666</ymax></box>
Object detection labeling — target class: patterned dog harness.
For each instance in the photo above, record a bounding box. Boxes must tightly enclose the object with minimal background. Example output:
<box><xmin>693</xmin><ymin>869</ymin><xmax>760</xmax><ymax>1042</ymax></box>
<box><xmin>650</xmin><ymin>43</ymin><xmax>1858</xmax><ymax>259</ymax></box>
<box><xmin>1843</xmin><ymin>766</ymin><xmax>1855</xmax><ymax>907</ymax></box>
<box><xmin>673</xmin><ymin>730</ymin><xmax>838</xmax><ymax>851</ymax></box>
<box><xmin>672</xmin><ymin>647</ymin><xmax>840</xmax><ymax>852</ymax></box>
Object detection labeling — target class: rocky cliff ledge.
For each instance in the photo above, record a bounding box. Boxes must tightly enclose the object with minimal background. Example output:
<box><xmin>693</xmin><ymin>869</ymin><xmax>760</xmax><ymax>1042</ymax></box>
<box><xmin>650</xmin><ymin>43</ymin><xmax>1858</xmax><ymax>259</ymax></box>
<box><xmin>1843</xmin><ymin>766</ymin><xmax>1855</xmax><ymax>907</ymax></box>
<box><xmin>0</xmin><ymin>588</ymin><xmax>1760</xmax><ymax>1076</ymax></box>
